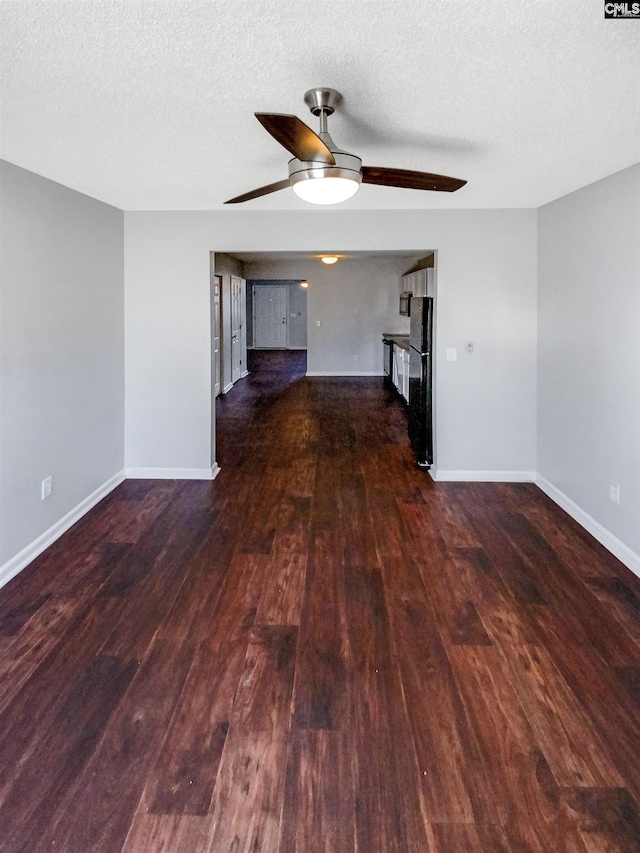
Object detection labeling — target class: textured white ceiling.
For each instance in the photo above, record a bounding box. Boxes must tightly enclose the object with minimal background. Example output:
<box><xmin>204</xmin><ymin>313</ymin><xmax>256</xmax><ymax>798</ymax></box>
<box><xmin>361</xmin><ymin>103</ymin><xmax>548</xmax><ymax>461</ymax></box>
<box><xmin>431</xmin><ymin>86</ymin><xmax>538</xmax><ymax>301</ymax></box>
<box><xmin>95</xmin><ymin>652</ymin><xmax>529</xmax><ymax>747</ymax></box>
<box><xmin>1</xmin><ymin>0</ymin><xmax>638</xmax><ymax>210</ymax></box>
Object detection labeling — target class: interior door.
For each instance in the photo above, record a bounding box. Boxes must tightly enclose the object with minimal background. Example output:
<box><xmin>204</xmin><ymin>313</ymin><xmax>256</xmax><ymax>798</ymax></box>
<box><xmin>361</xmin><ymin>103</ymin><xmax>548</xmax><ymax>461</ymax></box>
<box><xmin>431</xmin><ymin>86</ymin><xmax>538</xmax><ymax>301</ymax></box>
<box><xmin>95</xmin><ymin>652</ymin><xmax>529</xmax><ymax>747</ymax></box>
<box><xmin>253</xmin><ymin>285</ymin><xmax>288</xmax><ymax>348</ymax></box>
<box><xmin>213</xmin><ymin>276</ymin><xmax>221</xmax><ymax>397</ymax></box>
<box><xmin>231</xmin><ymin>275</ymin><xmax>243</xmax><ymax>383</ymax></box>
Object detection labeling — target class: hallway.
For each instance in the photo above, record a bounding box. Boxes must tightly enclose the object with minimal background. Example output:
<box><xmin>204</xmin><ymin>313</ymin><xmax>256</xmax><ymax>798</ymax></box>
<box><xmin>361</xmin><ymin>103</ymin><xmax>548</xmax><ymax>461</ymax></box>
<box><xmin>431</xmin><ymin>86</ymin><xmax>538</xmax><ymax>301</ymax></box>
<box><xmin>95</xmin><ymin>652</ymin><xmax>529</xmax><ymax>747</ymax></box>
<box><xmin>0</xmin><ymin>353</ymin><xmax>639</xmax><ymax>851</ymax></box>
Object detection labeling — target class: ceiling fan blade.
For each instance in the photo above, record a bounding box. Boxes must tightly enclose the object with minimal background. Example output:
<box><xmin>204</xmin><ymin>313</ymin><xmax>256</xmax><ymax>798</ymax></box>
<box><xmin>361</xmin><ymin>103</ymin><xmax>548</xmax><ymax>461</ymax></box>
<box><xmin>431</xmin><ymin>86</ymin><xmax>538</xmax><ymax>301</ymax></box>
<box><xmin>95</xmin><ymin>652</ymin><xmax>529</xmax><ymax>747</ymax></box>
<box><xmin>255</xmin><ymin>113</ymin><xmax>335</xmax><ymax>164</ymax></box>
<box><xmin>362</xmin><ymin>166</ymin><xmax>466</xmax><ymax>193</ymax></box>
<box><xmin>224</xmin><ymin>179</ymin><xmax>291</xmax><ymax>205</ymax></box>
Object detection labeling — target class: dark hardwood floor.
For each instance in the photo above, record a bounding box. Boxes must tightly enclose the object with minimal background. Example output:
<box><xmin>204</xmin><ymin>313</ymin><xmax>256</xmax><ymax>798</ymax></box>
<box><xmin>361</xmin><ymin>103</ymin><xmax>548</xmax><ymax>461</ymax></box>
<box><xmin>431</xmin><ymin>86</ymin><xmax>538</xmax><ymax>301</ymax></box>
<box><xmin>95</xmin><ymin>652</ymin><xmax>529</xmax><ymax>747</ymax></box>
<box><xmin>1</xmin><ymin>349</ymin><xmax>640</xmax><ymax>852</ymax></box>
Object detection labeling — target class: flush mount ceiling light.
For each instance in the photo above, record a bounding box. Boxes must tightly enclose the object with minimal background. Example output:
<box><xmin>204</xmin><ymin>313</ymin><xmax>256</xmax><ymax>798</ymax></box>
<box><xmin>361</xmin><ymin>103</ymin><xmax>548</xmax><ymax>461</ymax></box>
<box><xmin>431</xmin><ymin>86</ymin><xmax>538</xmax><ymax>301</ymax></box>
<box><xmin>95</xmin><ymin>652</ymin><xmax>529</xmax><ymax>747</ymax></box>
<box><xmin>320</xmin><ymin>256</ymin><xmax>339</xmax><ymax>265</ymax></box>
<box><xmin>300</xmin><ymin>280</ymin><xmax>309</xmax><ymax>288</ymax></box>
<box><xmin>225</xmin><ymin>88</ymin><xmax>467</xmax><ymax>206</ymax></box>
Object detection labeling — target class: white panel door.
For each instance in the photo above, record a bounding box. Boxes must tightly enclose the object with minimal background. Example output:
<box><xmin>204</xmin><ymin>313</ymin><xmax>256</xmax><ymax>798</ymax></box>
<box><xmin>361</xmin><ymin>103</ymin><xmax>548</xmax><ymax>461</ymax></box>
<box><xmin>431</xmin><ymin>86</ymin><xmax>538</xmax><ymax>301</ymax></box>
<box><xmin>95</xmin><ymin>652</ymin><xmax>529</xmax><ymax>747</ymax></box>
<box><xmin>213</xmin><ymin>276</ymin><xmax>221</xmax><ymax>397</ymax></box>
<box><xmin>253</xmin><ymin>286</ymin><xmax>288</xmax><ymax>348</ymax></box>
<box><xmin>231</xmin><ymin>275</ymin><xmax>243</xmax><ymax>383</ymax></box>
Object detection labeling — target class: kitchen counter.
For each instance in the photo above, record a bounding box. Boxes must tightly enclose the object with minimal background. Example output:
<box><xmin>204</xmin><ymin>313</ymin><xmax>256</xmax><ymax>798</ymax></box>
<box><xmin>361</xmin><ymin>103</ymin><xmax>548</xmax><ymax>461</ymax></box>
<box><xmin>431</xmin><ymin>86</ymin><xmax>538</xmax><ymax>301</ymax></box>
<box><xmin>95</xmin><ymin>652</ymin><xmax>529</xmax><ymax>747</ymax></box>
<box><xmin>382</xmin><ymin>333</ymin><xmax>410</xmax><ymax>351</ymax></box>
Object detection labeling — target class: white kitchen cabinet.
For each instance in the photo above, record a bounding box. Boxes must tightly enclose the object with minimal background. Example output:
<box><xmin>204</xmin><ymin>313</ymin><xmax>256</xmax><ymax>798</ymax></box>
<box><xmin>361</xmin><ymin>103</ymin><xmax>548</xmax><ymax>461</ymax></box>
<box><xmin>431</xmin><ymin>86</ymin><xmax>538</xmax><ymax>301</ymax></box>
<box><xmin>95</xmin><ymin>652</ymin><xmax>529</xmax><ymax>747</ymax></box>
<box><xmin>401</xmin><ymin>348</ymin><xmax>410</xmax><ymax>401</ymax></box>
<box><xmin>400</xmin><ymin>267</ymin><xmax>433</xmax><ymax>298</ymax></box>
<box><xmin>392</xmin><ymin>346</ymin><xmax>401</xmax><ymax>391</ymax></box>
<box><xmin>392</xmin><ymin>345</ymin><xmax>410</xmax><ymax>402</ymax></box>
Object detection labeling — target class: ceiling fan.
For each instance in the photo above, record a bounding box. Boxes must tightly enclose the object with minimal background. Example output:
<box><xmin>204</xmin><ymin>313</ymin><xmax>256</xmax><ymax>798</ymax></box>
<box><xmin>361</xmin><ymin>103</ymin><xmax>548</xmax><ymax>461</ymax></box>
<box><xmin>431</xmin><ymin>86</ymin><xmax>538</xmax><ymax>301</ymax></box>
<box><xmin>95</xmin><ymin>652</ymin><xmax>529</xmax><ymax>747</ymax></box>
<box><xmin>224</xmin><ymin>87</ymin><xmax>467</xmax><ymax>206</ymax></box>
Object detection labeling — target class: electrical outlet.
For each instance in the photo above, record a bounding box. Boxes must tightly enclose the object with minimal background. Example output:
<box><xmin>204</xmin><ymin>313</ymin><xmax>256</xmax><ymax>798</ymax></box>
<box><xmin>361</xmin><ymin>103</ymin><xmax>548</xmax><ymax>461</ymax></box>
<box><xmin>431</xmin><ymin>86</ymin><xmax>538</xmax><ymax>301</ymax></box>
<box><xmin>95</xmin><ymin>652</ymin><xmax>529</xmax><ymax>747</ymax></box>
<box><xmin>446</xmin><ymin>348</ymin><xmax>457</xmax><ymax>362</ymax></box>
<box><xmin>466</xmin><ymin>342</ymin><xmax>474</xmax><ymax>354</ymax></box>
<box><xmin>41</xmin><ymin>476</ymin><xmax>53</xmax><ymax>500</ymax></box>
<box><xmin>353</xmin><ymin>355</ymin><xmax>359</xmax><ymax>362</ymax></box>
<box><xmin>609</xmin><ymin>483</ymin><xmax>620</xmax><ymax>504</ymax></box>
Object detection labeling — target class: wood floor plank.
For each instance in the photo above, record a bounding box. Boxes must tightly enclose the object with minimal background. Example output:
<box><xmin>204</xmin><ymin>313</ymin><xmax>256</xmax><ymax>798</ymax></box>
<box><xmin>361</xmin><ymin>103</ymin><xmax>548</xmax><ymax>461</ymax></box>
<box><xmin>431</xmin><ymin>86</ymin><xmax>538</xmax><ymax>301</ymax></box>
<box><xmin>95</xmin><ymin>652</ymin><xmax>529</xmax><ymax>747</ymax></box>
<box><xmin>283</xmin><ymin>454</ymin><xmax>316</xmax><ymax>498</ymax></box>
<box><xmin>495</xmin><ymin>640</ymin><xmax>624</xmax><ymax>788</ymax></box>
<box><xmin>38</xmin><ymin>639</ymin><xmax>194</xmax><ymax>853</ymax></box>
<box><xmin>478</xmin><ymin>598</ymin><xmax>541</xmax><ymax>649</ymax></box>
<box><xmin>140</xmin><ymin>552</ymin><xmax>266</xmax><ymax>816</ymax></box>
<box><xmin>143</xmin><ymin>687</ymin><xmax>229</xmax><ymax>817</ymax></box>
<box><xmin>530</xmin><ymin>608</ymin><xmax>640</xmax><ymax>807</ymax></box>
<box><xmin>0</xmin><ymin>592</ymin><xmax>51</xmax><ymax>637</ymax></box>
<box><xmin>255</xmin><ymin>496</ymin><xmax>310</xmax><ymax>626</ymax></box>
<box><xmin>230</xmin><ymin>624</ymin><xmax>297</xmax><ymax>733</ymax></box>
<box><xmin>424</xmin><ymin>484</ymin><xmax>482</xmax><ymax>549</ymax></box>
<box><xmin>205</xmin><ymin>730</ymin><xmax>288</xmax><ymax>853</ymax></box>
<box><xmin>429</xmin><ymin>821</ymin><xmax>511</xmax><ymax>853</ymax></box>
<box><xmin>612</xmin><ymin>665</ymin><xmax>640</xmax><ymax>705</ymax></box>
<box><xmin>456</xmin><ymin>484</ymin><xmax>550</xmax><ymax>605</ymax></box>
<box><xmin>419</xmin><ymin>549</ymin><xmax>494</xmax><ymax>648</ymax></box>
<box><xmin>344</xmin><ymin>563</ymin><xmax>431</xmax><ymax>852</ymax></box>
<box><xmin>278</xmin><ymin>730</ymin><xmax>356</xmax><ymax>853</ymax></box>
<box><xmin>0</xmin><ymin>595</ymin><xmax>77</xmax><ymax>713</ymax></box>
<box><xmin>292</xmin><ymin>528</ymin><xmax>350</xmax><ymax>731</ymax></box>
<box><xmin>0</xmin><ymin>595</ymin><xmax>124</xmax><ymax>806</ymax></box>
<box><xmin>498</xmin><ymin>509</ymin><xmax>640</xmax><ymax>665</ymax></box>
<box><xmin>336</xmin><ymin>470</ymin><xmax>379</xmax><ymax>567</ymax></box>
<box><xmin>256</xmin><ymin>549</ymin><xmax>308</xmax><ymax>626</ymax></box>
<box><xmin>561</xmin><ymin>787</ymin><xmax>640</xmax><ymax>853</ymax></box>
<box><xmin>154</xmin><ymin>521</ymin><xmax>236</xmax><ymax>643</ymax></box>
<box><xmin>0</xmin><ymin>654</ymin><xmax>137</xmax><ymax>853</ymax></box>
<box><xmin>382</xmin><ymin>554</ymin><xmax>475</xmax><ymax>823</ymax></box>
<box><xmin>584</xmin><ymin>575</ymin><xmax>640</xmax><ymax>650</ymax></box>
<box><xmin>448</xmin><ymin>643</ymin><xmax>584</xmax><ymax>847</ymax></box>
<box><xmin>495</xmin><ymin>482</ymin><xmax>620</xmax><ymax>581</ymax></box>
<box><xmin>121</xmin><ymin>814</ymin><xmax>212</xmax><ymax>853</ymax></box>
<box><xmin>97</xmin><ymin>498</ymin><xmax>214</xmax><ymax>659</ymax></box>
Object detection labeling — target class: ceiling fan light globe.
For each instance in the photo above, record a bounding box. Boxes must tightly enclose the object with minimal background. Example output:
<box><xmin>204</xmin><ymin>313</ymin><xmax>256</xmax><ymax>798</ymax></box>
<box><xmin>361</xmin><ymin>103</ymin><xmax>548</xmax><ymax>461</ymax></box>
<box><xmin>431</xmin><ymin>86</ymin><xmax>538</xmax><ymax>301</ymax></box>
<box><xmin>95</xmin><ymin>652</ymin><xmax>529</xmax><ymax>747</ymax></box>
<box><xmin>292</xmin><ymin>175</ymin><xmax>360</xmax><ymax>205</ymax></box>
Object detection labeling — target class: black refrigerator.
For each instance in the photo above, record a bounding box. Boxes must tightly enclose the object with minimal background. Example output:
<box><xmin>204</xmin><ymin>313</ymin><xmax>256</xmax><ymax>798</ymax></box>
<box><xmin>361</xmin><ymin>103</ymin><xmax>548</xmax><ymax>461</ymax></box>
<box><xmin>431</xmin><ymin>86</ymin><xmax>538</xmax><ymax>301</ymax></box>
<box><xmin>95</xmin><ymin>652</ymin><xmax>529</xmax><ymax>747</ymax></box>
<box><xmin>408</xmin><ymin>297</ymin><xmax>433</xmax><ymax>468</ymax></box>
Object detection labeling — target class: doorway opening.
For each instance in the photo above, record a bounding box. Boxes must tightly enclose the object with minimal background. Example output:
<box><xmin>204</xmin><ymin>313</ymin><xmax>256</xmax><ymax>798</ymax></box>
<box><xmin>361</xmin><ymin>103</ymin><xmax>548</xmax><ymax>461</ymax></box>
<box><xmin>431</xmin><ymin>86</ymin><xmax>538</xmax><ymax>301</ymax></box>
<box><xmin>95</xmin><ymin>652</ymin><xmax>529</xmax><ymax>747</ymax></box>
<box><xmin>211</xmin><ymin>250</ymin><xmax>437</xmax><ymax>470</ymax></box>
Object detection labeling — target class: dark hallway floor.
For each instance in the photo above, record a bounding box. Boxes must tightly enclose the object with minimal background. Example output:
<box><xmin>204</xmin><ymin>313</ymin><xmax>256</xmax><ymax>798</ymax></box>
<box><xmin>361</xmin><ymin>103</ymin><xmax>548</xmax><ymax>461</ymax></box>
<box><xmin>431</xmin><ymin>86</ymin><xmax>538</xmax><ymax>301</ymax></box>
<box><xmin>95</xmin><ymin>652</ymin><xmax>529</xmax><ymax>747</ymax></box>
<box><xmin>0</xmin><ymin>351</ymin><xmax>639</xmax><ymax>851</ymax></box>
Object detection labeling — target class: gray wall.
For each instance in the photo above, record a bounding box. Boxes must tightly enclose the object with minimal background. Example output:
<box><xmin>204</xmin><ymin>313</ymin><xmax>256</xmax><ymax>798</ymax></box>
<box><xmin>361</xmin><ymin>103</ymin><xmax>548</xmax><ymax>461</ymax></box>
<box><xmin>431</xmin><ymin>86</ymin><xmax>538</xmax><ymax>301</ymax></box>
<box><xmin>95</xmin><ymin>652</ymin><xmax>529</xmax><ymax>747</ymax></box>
<box><xmin>244</xmin><ymin>259</ymin><xmax>404</xmax><ymax>371</ymax></box>
<box><xmin>287</xmin><ymin>280</ymin><xmax>308</xmax><ymax>350</ymax></box>
<box><xmin>246</xmin><ymin>280</ymin><xmax>307</xmax><ymax>350</ymax></box>
<box><xmin>0</xmin><ymin>161</ymin><xmax>124</xmax><ymax>569</ymax></box>
<box><xmin>538</xmin><ymin>164</ymin><xmax>640</xmax><ymax>559</ymax></box>
<box><xmin>124</xmin><ymin>209</ymin><xmax>537</xmax><ymax>480</ymax></box>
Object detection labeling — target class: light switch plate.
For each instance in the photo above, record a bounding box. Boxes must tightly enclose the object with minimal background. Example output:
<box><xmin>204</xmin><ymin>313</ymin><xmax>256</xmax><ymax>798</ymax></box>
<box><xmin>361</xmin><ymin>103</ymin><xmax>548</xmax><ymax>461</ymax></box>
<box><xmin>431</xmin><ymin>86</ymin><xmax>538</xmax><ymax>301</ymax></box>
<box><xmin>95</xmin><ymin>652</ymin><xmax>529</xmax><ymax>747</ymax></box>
<box><xmin>446</xmin><ymin>348</ymin><xmax>457</xmax><ymax>362</ymax></box>
<box><xmin>42</xmin><ymin>475</ymin><xmax>53</xmax><ymax>500</ymax></box>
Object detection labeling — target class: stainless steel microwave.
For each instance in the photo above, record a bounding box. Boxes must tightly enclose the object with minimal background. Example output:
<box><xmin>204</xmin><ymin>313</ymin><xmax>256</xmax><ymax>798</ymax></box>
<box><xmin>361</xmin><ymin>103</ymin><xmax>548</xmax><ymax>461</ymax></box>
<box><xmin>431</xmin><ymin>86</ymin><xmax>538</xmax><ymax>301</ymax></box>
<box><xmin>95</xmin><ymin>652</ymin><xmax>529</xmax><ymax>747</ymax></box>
<box><xmin>399</xmin><ymin>292</ymin><xmax>412</xmax><ymax>316</ymax></box>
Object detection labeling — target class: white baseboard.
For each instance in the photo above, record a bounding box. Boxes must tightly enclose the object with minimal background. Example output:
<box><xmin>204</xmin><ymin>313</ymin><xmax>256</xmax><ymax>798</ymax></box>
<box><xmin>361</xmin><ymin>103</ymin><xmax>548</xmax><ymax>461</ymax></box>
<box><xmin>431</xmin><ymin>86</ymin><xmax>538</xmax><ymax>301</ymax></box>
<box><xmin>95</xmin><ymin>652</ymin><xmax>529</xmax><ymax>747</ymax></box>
<box><xmin>430</xmin><ymin>469</ymin><xmax>536</xmax><ymax>483</ymax></box>
<box><xmin>536</xmin><ymin>476</ymin><xmax>640</xmax><ymax>578</ymax></box>
<box><xmin>222</xmin><ymin>382</ymin><xmax>234</xmax><ymax>394</ymax></box>
<box><xmin>125</xmin><ymin>465</ymin><xmax>220</xmax><ymax>480</ymax></box>
<box><xmin>240</xmin><ymin>370</ymin><xmax>249</xmax><ymax>378</ymax></box>
<box><xmin>0</xmin><ymin>470</ymin><xmax>126</xmax><ymax>591</ymax></box>
<box><xmin>305</xmin><ymin>371</ymin><xmax>383</xmax><ymax>377</ymax></box>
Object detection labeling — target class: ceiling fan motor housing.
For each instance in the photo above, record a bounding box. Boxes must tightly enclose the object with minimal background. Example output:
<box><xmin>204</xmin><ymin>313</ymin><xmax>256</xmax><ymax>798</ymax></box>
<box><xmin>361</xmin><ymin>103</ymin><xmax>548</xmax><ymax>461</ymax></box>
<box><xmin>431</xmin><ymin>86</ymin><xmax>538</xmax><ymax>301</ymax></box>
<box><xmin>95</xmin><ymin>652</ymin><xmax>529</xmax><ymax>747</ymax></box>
<box><xmin>288</xmin><ymin>150</ymin><xmax>363</xmax><ymax>188</ymax></box>
<box><xmin>292</xmin><ymin>88</ymin><xmax>362</xmax><ymax>191</ymax></box>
